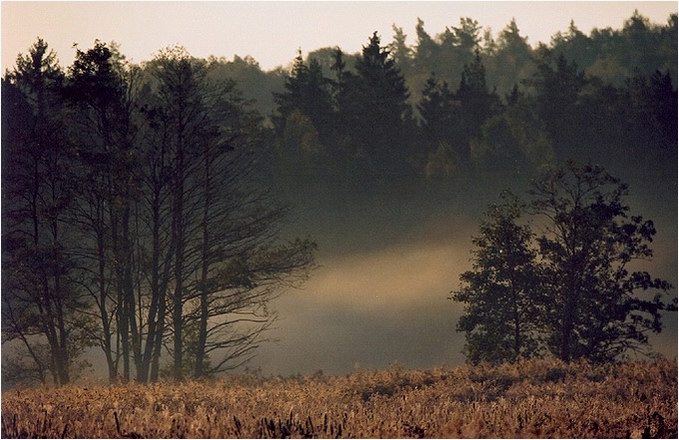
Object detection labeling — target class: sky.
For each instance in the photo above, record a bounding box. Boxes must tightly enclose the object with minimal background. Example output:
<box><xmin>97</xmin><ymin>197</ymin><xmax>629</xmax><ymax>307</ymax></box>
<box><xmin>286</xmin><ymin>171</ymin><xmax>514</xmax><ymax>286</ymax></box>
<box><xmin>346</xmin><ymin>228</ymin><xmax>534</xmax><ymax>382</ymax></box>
<box><xmin>2</xmin><ymin>1</ymin><xmax>677</xmax><ymax>73</ymax></box>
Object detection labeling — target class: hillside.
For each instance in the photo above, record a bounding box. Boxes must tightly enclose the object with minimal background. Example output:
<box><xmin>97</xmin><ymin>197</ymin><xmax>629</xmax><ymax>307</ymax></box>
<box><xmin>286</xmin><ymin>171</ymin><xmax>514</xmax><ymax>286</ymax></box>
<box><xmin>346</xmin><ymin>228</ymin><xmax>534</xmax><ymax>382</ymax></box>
<box><xmin>2</xmin><ymin>358</ymin><xmax>676</xmax><ymax>438</ymax></box>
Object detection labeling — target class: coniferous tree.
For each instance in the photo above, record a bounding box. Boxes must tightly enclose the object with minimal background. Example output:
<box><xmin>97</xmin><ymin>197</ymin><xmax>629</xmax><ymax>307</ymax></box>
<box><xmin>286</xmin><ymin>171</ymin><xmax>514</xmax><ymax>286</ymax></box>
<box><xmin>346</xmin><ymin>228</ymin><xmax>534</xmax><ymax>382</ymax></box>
<box><xmin>389</xmin><ymin>25</ymin><xmax>413</xmax><ymax>77</ymax></box>
<box><xmin>273</xmin><ymin>51</ymin><xmax>334</xmax><ymax>186</ymax></box>
<box><xmin>623</xmin><ymin>70</ymin><xmax>678</xmax><ymax>168</ymax></box>
<box><xmin>353</xmin><ymin>31</ymin><xmax>412</xmax><ymax>176</ymax></box>
<box><xmin>418</xmin><ymin>73</ymin><xmax>455</xmax><ymax>143</ymax></box>
<box><xmin>452</xmin><ymin>193</ymin><xmax>542</xmax><ymax>364</ymax></box>
<box><xmin>452</xmin><ymin>17</ymin><xmax>483</xmax><ymax>55</ymax></box>
<box><xmin>274</xmin><ymin>51</ymin><xmax>333</xmax><ymax>136</ymax></box>
<box><xmin>526</xmin><ymin>51</ymin><xmax>587</xmax><ymax>159</ymax></box>
<box><xmin>454</xmin><ymin>51</ymin><xmax>502</xmax><ymax>161</ymax></box>
<box><xmin>328</xmin><ymin>48</ymin><xmax>364</xmax><ymax>175</ymax></box>
<box><xmin>413</xmin><ymin>18</ymin><xmax>438</xmax><ymax>73</ymax></box>
<box><xmin>418</xmin><ymin>74</ymin><xmax>461</xmax><ymax>176</ymax></box>
<box><xmin>486</xmin><ymin>18</ymin><xmax>534</xmax><ymax>95</ymax></box>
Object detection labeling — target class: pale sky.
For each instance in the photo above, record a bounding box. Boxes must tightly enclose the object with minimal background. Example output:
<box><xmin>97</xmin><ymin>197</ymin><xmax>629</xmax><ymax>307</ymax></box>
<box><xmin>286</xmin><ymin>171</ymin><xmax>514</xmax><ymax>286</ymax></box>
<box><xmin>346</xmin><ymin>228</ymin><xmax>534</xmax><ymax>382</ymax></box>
<box><xmin>2</xmin><ymin>1</ymin><xmax>677</xmax><ymax>72</ymax></box>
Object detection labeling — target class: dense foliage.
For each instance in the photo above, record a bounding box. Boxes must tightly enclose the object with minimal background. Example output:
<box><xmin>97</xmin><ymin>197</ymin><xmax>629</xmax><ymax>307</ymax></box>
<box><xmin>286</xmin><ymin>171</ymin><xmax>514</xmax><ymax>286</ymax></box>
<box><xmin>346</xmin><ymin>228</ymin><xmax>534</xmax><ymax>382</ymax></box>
<box><xmin>453</xmin><ymin>163</ymin><xmax>676</xmax><ymax>364</ymax></box>
<box><xmin>265</xmin><ymin>11</ymin><xmax>676</xmax><ymax>192</ymax></box>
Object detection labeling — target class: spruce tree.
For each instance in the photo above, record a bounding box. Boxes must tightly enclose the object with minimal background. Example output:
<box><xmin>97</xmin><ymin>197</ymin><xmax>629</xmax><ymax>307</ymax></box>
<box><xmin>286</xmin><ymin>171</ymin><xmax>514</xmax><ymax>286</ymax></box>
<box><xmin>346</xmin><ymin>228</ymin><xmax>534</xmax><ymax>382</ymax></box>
<box><xmin>454</xmin><ymin>51</ymin><xmax>502</xmax><ymax>160</ymax></box>
<box><xmin>353</xmin><ymin>31</ymin><xmax>411</xmax><ymax>175</ymax></box>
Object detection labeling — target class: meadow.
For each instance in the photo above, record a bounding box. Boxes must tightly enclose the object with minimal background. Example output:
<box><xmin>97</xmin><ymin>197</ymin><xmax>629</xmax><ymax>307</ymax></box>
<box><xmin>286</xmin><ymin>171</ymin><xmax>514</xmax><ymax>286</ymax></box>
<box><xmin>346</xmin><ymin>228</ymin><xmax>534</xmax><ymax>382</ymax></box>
<box><xmin>1</xmin><ymin>358</ymin><xmax>676</xmax><ymax>438</ymax></box>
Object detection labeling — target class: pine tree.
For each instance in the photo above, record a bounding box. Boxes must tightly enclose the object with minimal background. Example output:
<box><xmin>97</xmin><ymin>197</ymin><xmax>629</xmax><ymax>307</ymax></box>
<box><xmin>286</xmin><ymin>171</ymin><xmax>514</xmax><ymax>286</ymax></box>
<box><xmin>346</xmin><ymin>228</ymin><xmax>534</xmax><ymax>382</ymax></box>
<box><xmin>389</xmin><ymin>25</ymin><xmax>413</xmax><ymax>76</ymax></box>
<box><xmin>273</xmin><ymin>50</ymin><xmax>334</xmax><ymax>185</ymax></box>
<box><xmin>274</xmin><ymin>50</ymin><xmax>333</xmax><ymax>136</ymax></box>
<box><xmin>454</xmin><ymin>51</ymin><xmax>502</xmax><ymax>160</ymax></box>
<box><xmin>452</xmin><ymin>193</ymin><xmax>542</xmax><ymax>364</ymax></box>
<box><xmin>413</xmin><ymin>18</ymin><xmax>438</xmax><ymax>73</ymax></box>
<box><xmin>418</xmin><ymin>73</ymin><xmax>456</xmax><ymax>145</ymax></box>
<box><xmin>485</xmin><ymin>18</ymin><xmax>533</xmax><ymax>96</ymax></box>
<box><xmin>353</xmin><ymin>31</ymin><xmax>412</xmax><ymax>175</ymax></box>
<box><xmin>527</xmin><ymin>51</ymin><xmax>587</xmax><ymax>159</ymax></box>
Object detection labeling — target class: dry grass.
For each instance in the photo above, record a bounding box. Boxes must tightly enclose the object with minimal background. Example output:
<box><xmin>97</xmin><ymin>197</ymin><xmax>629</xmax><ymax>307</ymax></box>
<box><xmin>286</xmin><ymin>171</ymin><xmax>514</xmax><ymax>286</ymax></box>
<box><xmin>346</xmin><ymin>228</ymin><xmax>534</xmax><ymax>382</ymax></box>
<box><xmin>1</xmin><ymin>358</ymin><xmax>676</xmax><ymax>438</ymax></box>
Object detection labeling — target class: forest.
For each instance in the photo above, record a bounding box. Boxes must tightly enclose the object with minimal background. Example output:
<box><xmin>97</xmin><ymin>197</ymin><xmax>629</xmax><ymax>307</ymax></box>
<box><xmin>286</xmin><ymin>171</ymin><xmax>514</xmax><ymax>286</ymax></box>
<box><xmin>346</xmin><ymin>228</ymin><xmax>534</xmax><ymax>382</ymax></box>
<box><xmin>1</xmin><ymin>10</ymin><xmax>677</xmax><ymax>389</ymax></box>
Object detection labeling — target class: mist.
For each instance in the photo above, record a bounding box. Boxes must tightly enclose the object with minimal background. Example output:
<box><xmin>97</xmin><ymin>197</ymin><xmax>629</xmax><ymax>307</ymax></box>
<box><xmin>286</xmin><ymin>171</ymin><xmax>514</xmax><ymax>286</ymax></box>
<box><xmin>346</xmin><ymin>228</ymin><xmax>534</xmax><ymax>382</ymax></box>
<box><xmin>248</xmin><ymin>174</ymin><xmax>678</xmax><ymax>375</ymax></box>
<box><xmin>2</xmin><ymin>5</ymin><xmax>676</xmax><ymax>387</ymax></box>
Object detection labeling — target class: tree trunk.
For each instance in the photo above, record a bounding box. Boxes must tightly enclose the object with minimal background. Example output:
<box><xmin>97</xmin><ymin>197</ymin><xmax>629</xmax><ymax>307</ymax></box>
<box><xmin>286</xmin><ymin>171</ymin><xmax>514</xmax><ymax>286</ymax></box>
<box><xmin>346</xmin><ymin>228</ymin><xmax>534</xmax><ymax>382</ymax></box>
<box><xmin>150</xmin><ymin>295</ymin><xmax>166</xmax><ymax>382</ymax></box>
<box><xmin>172</xmin><ymin>133</ymin><xmax>185</xmax><ymax>381</ymax></box>
<box><xmin>194</xmin><ymin>144</ymin><xmax>211</xmax><ymax>378</ymax></box>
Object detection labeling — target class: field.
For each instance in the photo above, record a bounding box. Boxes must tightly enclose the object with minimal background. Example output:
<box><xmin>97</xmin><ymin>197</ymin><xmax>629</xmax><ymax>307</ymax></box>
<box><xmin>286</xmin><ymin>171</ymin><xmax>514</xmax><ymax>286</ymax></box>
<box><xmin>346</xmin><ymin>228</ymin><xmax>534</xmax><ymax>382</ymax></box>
<box><xmin>1</xmin><ymin>358</ymin><xmax>676</xmax><ymax>438</ymax></box>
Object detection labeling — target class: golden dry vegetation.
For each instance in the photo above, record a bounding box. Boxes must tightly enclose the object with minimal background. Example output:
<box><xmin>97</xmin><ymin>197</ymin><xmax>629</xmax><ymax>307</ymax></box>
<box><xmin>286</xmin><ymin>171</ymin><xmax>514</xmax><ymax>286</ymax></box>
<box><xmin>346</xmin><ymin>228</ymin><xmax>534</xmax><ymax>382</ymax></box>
<box><xmin>1</xmin><ymin>358</ymin><xmax>676</xmax><ymax>438</ymax></box>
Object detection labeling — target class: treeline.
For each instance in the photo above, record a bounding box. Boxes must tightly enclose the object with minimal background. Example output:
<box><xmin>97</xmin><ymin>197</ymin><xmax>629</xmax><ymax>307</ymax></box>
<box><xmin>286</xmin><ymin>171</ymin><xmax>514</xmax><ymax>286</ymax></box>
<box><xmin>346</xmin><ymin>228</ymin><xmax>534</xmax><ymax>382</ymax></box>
<box><xmin>266</xmin><ymin>11</ymin><xmax>677</xmax><ymax>191</ymax></box>
<box><xmin>1</xmin><ymin>10</ymin><xmax>676</xmax><ymax>386</ymax></box>
<box><xmin>2</xmin><ymin>41</ymin><xmax>315</xmax><ymax>387</ymax></box>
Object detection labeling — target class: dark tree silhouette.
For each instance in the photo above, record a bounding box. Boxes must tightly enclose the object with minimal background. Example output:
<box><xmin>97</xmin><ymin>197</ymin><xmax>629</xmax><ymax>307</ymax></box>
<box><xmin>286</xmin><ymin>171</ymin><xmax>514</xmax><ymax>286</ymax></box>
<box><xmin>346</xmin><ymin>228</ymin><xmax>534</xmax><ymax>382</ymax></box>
<box><xmin>452</xmin><ymin>193</ymin><xmax>542</xmax><ymax>364</ymax></box>
<box><xmin>65</xmin><ymin>40</ymin><xmax>139</xmax><ymax>383</ymax></box>
<box><xmin>454</xmin><ymin>163</ymin><xmax>675</xmax><ymax>364</ymax></box>
<box><xmin>526</xmin><ymin>51</ymin><xmax>587</xmax><ymax>159</ymax></box>
<box><xmin>530</xmin><ymin>162</ymin><xmax>675</xmax><ymax>362</ymax></box>
<box><xmin>1</xmin><ymin>39</ymin><xmax>83</xmax><ymax>386</ymax></box>
<box><xmin>353</xmin><ymin>31</ymin><xmax>412</xmax><ymax>175</ymax></box>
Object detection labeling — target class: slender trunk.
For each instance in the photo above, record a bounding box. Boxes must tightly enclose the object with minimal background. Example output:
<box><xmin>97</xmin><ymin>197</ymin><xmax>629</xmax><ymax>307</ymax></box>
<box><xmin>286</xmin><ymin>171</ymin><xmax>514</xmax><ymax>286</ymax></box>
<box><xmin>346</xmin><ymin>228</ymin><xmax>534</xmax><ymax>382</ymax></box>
<box><xmin>561</xmin><ymin>263</ymin><xmax>578</xmax><ymax>362</ymax></box>
<box><xmin>42</xmin><ymin>290</ymin><xmax>61</xmax><ymax>384</ymax></box>
<box><xmin>172</xmin><ymin>168</ymin><xmax>185</xmax><ymax>381</ymax></box>
<box><xmin>150</xmin><ymin>206</ymin><xmax>174</xmax><ymax>382</ymax></box>
<box><xmin>111</xmin><ymin>196</ymin><xmax>130</xmax><ymax>381</ymax></box>
<box><xmin>171</xmin><ymin>103</ymin><xmax>186</xmax><ymax>381</ymax></box>
<box><xmin>138</xmin><ymin>198</ymin><xmax>161</xmax><ymax>382</ymax></box>
<box><xmin>150</xmin><ymin>239</ymin><xmax>174</xmax><ymax>382</ymax></box>
<box><xmin>560</xmin><ymin>296</ymin><xmax>574</xmax><ymax>362</ymax></box>
<box><xmin>96</xmin><ymin>215</ymin><xmax>117</xmax><ymax>383</ymax></box>
<box><xmin>139</xmin><ymin>162</ymin><xmax>162</xmax><ymax>381</ymax></box>
<box><xmin>195</xmin><ymin>144</ymin><xmax>211</xmax><ymax>378</ymax></box>
<box><xmin>31</xmin><ymin>154</ymin><xmax>62</xmax><ymax>384</ymax></box>
<box><xmin>133</xmin><ymin>201</ymin><xmax>144</xmax><ymax>377</ymax></box>
<box><xmin>122</xmin><ymin>197</ymin><xmax>141</xmax><ymax>376</ymax></box>
<box><xmin>50</xmin><ymin>204</ymin><xmax>70</xmax><ymax>385</ymax></box>
<box><xmin>119</xmin><ymin>280</ymin><xmax>129</xmax><ymax>380</ymax></box>
<box><xmin>512</xmin><ymin>297</ymin><xmax>521</xmax><ymax>361</ymax></box>
<box><xmin>150</xmin><ymin>290</ymin><xmax>166</xmax><ymax>382</ymax></box>
<box><xmin>32</xmin><ymin>76</ymin><xmax>65</xmax><ymax>385</ymax></box>
<box><xmin>559</xmin><ymin>221</ymin><xmax>581</xmax><ymax>363</ymax></box>
<box><xmin>53</xmin><ymin>272</ymin><xmax>70</xmax><ymax>384</ymax></box>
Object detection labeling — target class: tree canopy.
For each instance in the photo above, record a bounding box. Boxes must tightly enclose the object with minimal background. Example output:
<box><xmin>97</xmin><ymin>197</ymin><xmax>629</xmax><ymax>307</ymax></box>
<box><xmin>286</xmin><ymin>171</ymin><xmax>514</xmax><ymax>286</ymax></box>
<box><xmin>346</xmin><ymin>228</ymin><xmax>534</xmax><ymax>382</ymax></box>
<box><xmin>453</xmin><ymin>163</ymin><xmax>676</xmax><ymax>364</ymax></box>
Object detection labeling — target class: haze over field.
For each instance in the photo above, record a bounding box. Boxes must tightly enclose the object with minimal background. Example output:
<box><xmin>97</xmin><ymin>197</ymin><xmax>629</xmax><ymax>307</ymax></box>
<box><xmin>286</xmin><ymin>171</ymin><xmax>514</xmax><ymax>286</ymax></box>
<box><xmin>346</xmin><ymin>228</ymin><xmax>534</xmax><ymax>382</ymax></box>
<box><xmin>2</xmin><ymin>1</ymin><xmax>677</xmax><ymax>384</ymax></box>
<box><xmin>253</xmin><ymin>183</ymin><xmax>678</xmax><ymax>375</ymax></box>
